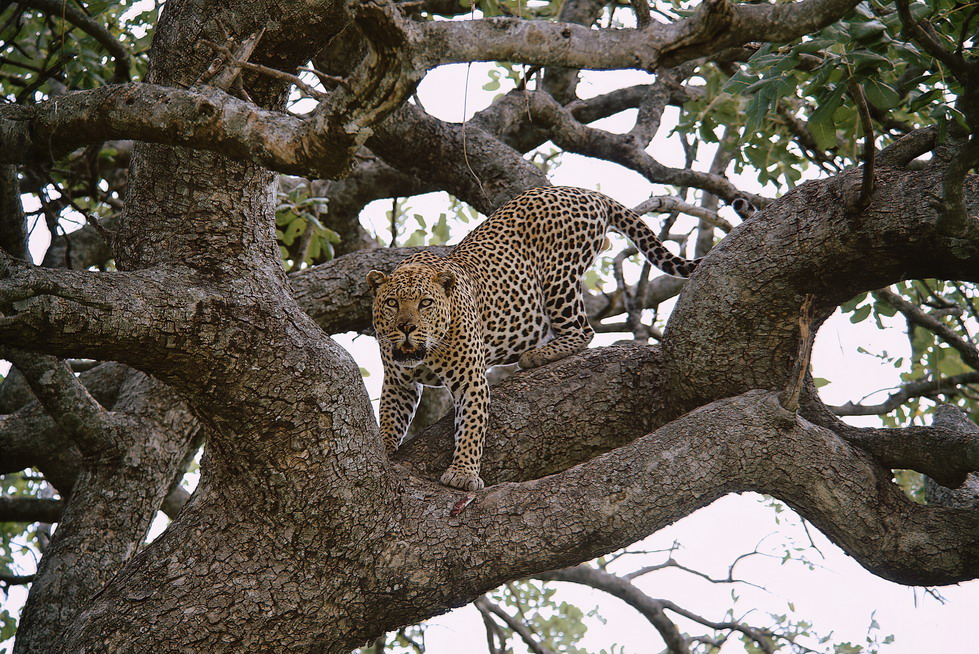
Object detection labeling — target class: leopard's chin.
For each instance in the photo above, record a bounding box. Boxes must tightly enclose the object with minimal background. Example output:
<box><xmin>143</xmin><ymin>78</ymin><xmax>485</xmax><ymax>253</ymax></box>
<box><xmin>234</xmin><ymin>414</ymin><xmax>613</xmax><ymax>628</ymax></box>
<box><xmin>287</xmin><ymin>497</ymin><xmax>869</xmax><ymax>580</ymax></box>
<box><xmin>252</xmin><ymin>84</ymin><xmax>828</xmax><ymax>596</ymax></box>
<box><xmin>393</xmin><ymin>344</ymin><xmax>427</xmax><ymax>363</ymax></box>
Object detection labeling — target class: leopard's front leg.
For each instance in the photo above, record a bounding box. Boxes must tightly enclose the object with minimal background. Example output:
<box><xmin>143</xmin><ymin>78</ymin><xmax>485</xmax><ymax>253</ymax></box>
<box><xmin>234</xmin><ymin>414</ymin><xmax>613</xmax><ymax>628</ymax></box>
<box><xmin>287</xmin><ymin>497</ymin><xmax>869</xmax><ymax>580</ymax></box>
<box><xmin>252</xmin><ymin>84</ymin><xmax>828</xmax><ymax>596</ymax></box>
<box><xmin>439</xmin><ymin>371</ymin><xmax>490</xmax><ymax>491</ymax></box>
<box><xmin>378</xmin><ymin>366</ymin><xmax>423</xmax><ymax>454</ymax></box>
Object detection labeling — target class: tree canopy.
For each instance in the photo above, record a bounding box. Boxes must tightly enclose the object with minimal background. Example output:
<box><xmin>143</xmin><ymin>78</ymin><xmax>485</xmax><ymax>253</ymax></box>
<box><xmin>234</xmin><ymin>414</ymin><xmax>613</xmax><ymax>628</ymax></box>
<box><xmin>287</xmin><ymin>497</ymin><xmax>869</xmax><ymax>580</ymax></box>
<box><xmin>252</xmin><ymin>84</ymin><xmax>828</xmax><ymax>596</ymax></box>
<box><xmin>0</xmin><ymin>0</ymin><xmax>978</xmax><ymax>652</ymax></box>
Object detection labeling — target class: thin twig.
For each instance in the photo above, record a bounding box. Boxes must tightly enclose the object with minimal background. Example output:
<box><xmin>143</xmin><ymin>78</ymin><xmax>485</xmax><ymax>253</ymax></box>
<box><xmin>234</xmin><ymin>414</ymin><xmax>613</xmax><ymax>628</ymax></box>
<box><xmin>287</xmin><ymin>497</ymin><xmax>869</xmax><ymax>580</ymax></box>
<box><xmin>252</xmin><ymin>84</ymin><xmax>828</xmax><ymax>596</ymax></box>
<box><xmin>847</xmin><ymin>80</ymin><xmax>875</xmax><ymax>212</ymax></box>
<box><xmin>831</xmin><ymin>371</ymin><xmax>979</xmax><ymax>416</ymax></box>
<box><xmin>474</xmin><ymin>596</ymin><xmax>554</xmax><ymax>654</ymax></box>
<box><xmin>297</xmin><ymin>66</ymin><xmax>349</xmax><ymax>89</ymax></box>
<box><xmin>877</xmin><ymin>288</ymin><xmax>979</xmax><ymax>370</ymax></box>
<box><xmin>781</xmin><ymin>295</ymin><xmax>816</xmax><ymax>412</ymax></box>
<box><xmin>631</xmin><ymin>0</ymin><xmax>652</xmax><ymax>28</ymax></box>
<box><xmin>202</xmin><ymin>39</ymin><xmax>329</xmax><ymax>100</ymax></box>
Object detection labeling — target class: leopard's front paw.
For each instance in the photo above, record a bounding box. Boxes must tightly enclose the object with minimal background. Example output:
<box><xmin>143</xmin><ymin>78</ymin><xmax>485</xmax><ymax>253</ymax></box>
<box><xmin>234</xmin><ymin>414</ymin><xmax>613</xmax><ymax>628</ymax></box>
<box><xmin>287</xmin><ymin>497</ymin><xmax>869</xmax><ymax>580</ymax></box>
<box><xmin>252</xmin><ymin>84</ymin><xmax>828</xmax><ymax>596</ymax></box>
<box><xmin>383</xmin><ymin>437</ymin><xmax>400</xmax><ymax>455</ymax></box>
<box><xmin>440</xmin><ymin>467</ymin><xmax>485</xmax><ymax>491</ymax></box>
<box><xmin>518</xmin><ymin>350</ymin><xmax>544</xmax><ymax>369</ymax></box>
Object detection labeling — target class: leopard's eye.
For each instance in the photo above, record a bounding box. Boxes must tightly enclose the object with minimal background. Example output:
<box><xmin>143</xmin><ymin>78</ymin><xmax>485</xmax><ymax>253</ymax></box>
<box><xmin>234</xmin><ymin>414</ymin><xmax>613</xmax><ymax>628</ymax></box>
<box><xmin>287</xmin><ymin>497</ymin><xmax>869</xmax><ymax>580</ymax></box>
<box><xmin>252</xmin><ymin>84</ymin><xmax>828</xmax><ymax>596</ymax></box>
<box><xmin>384</xmin><ymin>298</ymin><xmax>398</xmax><ymax>308</ymax></box>
<box><xmin>418</xmin><ymin>298</ymin><xmax>433</xmax><ymax>309</ymax></box>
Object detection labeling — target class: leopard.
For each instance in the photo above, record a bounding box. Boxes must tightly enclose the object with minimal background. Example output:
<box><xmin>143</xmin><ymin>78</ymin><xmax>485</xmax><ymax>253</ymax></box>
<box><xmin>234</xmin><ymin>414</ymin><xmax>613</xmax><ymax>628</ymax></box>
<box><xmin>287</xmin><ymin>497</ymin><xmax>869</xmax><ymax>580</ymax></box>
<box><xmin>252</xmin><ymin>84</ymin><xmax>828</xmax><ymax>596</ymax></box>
<box><xmin>366</xmin><ymin>186</ymin><xmax>700</xmax><ymax>491</ymax></box>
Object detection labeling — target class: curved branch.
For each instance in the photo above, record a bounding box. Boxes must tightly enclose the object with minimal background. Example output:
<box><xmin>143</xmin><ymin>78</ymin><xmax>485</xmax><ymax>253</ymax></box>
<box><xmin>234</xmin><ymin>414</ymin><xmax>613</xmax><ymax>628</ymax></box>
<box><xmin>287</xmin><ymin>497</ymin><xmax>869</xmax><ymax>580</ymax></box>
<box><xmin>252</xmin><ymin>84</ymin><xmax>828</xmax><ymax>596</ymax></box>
<box><xmin>833</xmin><ymin>413</ymin><xmax>979</xmax><ymax>489</ymax></box>
<box><xmin>537</xmin><ymin>566</ymin><xmax>690</xmax><ymax>654</ymax></box>
<box><xmin>926</xmin><ymin>405</ymin><xmax>979</xmax><ymax>508</ymax></box>
<box><xmin>472</xmin><ymin>596</ymin><xmax>555</xmax><ymax>654</ymax></box>
<box><xmin>830</xmin><ymin>372</ymin><xmax>979</xmax><ymax>418</ymax></box>
<box><xmin>877</xmin><ymin>126</ymin><xmax>938</xmax><ymax>168</ymax></box>
<box><xmin>0</xmin><ymin>83</ymin><xmax>360</xmax><ymax>178</ymax></box>
<box><xmin>664</xmin><ymin>167</ymin><xmax>979</xmax><ymax>411</ymax></box>
<box><xmin>633</xmin><ymin>195</ymin><xmax>735</xmax><ymax>233</ymax></box>
<box><xmin>369</xmin><ymin>103</ymin><xmax>548</xmax><ymax>213</ymax></box>
<box><xmin>385</xmin><ymin>388</ymin><xmax>979</xmax><ymax>647</ymax></box>
<box><xmin>522</xmin><ymin>91</ymin><xmax>767</xmax><ymax>205</ymax></box>
<box><xmin>894</xmin><ymin>0</ymin><xmax>975</xmax><ymax>80</ymax></box>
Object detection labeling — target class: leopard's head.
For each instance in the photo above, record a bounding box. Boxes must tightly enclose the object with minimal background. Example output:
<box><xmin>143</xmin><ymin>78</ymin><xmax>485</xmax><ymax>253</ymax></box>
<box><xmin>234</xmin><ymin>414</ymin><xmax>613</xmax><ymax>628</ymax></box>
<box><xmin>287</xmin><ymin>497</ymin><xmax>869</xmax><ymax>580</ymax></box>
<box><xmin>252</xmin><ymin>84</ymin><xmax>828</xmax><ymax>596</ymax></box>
<box><xmin>366</xmin><ymin>263</ymin><xmax>456</xmax><ymax>366</ymax></box>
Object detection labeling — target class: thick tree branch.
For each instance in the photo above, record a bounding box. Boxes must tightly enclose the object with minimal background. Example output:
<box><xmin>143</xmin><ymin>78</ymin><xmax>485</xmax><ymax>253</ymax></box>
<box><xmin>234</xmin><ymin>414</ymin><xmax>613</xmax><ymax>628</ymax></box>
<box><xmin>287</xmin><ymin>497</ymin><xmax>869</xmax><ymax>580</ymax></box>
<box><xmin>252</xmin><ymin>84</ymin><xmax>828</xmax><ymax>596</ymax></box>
<box><xmin>0</xmin><ymin>83</ymin><xmax>364</xmax><ymax>178</ymax></box>
<box><xmin>665</xmin><ymin>168</ymin><xmax>979</xmax><ymax>411</ymax></box>
<box><xmin>0</xmin><ymin>496</ymin><xmax>63</xmax><ymax>524</ymax></box>
<box><xmin>382</xmin><ymin>388</ymin><xmax>979</xmax><ymax>651</ymax></box>
<box><xmin>0</xmin><ymin>362</ymin><xmax>129</xmax><ymax>493</ymax></box>
<box><xmin>0</xmin><ymin>257</ymin><xmax>192</xmax><ymax>366</ymax></box>
<box><xmin>1</xmin><ymin>0</ymin><xmax>860</xmax><ymax>184</ymax></box>
<box><xmin>926</xmin><ymin>405</ymin><xmax>979</xmax><ymax>508</ymax></box>
<box><xmin>0</xmin><ymin>164</ymin><xmax>28</xmax><ymax>260</ymax></box>
<box><xmin>877</xmin><ymin>126</ymin><xmax>939</xmax><ymax>168</ymax></box>
<box><xmin>833</xmin><ymin>416</ymin><xmax>979</xmax><ymax>489</ymax></box>
<box><xmin>369</xmin><ymin>103</ymin><xmax>548</xmax><ymax>213</ymax></box>
<box><xmin>13</xmin><ymin>367</ymin><xmax>199</xmax><ymax>652</ymax></box>
<box><xmin>0</xmin><ymin>1</ymin><xmax>420</xmax><ymax>179</ymax></box>
<box><xmin>420</xmin><ymin>0</ymin><xmax>861</xmax><ymax>71</ymax></box>
<box><xmin>3</xmin><ymin>350</ymin><xmax>115</xmax><ymax>457</ymax></box>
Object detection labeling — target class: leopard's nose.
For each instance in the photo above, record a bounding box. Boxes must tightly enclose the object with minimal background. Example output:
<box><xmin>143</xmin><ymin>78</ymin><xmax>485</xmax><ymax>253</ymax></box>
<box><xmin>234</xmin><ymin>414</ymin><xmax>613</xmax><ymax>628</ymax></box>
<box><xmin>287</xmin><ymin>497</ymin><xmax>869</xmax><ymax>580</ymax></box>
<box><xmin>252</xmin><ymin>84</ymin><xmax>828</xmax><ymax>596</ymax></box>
<box><xmin>398</xmin><ymin>322</ymin><xmax>416</xmax><ymax>335</ymax></box>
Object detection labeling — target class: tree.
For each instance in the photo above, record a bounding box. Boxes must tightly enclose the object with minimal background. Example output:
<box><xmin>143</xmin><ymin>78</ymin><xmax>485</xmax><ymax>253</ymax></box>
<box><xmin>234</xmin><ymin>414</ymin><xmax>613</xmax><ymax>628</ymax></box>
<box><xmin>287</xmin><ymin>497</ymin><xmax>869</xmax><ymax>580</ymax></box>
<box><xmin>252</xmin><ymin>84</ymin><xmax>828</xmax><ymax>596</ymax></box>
<box><xmin>1</xmin><ymin>0</ymin><xmax>978</xmax><ymax>652</ymax></box>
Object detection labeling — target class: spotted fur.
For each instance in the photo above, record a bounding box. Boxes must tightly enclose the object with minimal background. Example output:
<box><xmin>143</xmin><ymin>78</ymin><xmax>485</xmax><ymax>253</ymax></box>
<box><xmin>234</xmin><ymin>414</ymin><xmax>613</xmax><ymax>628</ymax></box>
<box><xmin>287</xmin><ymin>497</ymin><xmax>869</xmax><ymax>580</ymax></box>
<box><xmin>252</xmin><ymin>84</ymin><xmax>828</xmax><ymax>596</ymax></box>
<box><xmin>367</xmin><ymin>186</ymin><xmax>700</xmax><ymax>491</ymax></box>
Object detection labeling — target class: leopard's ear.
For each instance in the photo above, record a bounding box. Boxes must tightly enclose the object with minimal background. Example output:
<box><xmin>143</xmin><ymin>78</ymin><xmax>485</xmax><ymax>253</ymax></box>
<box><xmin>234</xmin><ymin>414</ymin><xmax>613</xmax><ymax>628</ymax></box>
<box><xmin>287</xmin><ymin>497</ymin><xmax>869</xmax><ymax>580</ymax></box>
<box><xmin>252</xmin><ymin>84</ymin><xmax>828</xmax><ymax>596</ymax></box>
<box><xmin>366</xmin><ymin>270</ymin><xmax>388</xmax><ymax>294</ymax></box>
<box><xmin>434</xmin><ymin>270</ymin><xmax>456</xmax><ymax>296</ymax></box>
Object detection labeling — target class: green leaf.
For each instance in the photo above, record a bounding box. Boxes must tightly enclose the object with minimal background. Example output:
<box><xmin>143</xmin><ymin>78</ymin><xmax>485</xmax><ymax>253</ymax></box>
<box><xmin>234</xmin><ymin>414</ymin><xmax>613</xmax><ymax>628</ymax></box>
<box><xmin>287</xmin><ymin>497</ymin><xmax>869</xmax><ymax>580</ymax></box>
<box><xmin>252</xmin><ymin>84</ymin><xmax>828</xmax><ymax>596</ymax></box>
<box><xmin>849</xmin><ymin>19</ymin><xmax>887</xmax><ymax>43</ymax></box>
<box><xmin>723</xmin><ymin>70</ymin><xmax>761</xmax><ymax>95</ymax></box>
<box><xmin>793</xmin><ymin>37</ymin><xmax>837</xmax><ymax>54</ymax></box>
<box><xmin>404</xmin><ymin>229</ymin><xmax>427</xmax><ymax>247</ymax></box>
<box><xmin>482</xmin><ymin>68</ymin><xmax>503</xmax><ymax>91</ymax></box>
<box><xmin>909</xmin><ymin>2</ymin><xmax>930</xmax><ymax>21</ymax></box>
<box><xmin>851</xmin><ymin>51</ymin><xmax>893</xmax><ymax>74</ymax></box>
<box><xmin>432</xmin><ymin>214</ymin><xmax>451</xmax><ymax>244</ymax></box>
<box><xmin>840</xmin><ymin>293</ymin><xmax>867</xmax><ymax>312</ymax></box>
<box><xmin>849</xmin><ymin>304</ymin><xmax>872</xmax><ymax>323</ymax></box>
<box><xmin>807</xmin><ymin>84</ymin><xmax>846</xmax><ymax>150</ymax></box>
<box><xmin>0</xmin><ymin>609</ymin><xmax>17</xmax><ymax>642</ymax></box>
<box><xmin>862</xmin><ymin>78</ymin><xmax>900</xmax><ymax>110</ymax></box>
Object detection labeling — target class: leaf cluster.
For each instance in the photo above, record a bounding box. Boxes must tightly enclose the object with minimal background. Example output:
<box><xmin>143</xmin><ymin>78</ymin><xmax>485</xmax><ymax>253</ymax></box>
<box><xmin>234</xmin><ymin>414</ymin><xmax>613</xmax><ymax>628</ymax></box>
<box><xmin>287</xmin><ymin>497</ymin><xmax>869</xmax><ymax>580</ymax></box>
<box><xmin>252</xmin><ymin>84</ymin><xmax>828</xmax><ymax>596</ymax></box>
<box><xmin>681</xmin><ymin>1</ymin><xmax>974</xmax><ymax>189</ymax></box>
<box><xmin>275</xmin><ymin>181</ymin><xmax>339</xmax><ymax>269</ymax></box>
<box><xmin>0</xmin><ymin>1</ymin><xmax>152</xmax><ymax>102</ymax></box>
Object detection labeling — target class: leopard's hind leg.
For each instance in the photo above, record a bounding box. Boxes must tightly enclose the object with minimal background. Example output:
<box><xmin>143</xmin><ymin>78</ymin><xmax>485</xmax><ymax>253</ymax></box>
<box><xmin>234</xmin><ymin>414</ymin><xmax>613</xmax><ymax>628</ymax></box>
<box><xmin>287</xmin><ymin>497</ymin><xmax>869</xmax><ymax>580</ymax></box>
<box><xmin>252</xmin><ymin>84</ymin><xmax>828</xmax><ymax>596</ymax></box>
<box><xmin>518</xmin><ymin>286</ymin><xmax>594</xmax><ymax>369</ymax></box>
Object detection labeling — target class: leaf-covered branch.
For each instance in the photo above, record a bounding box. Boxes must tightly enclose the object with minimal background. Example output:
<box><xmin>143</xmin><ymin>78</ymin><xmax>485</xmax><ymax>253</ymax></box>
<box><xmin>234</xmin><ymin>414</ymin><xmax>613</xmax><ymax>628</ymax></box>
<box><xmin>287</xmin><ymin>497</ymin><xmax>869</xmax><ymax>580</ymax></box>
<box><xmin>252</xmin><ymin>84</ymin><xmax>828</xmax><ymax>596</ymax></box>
<box><xmin>12</xmin><ymin>0</ymin><xmax>133</xmax><ymax>83</ymax></box>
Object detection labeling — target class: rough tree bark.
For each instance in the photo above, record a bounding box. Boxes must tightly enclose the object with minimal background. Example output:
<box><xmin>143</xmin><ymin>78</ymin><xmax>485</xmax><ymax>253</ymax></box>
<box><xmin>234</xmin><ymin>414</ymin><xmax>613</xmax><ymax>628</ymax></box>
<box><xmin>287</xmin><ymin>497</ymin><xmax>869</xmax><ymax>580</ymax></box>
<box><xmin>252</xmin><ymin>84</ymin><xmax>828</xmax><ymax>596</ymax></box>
<box><xmin>1</xmin><ymin>0</ymin><xmax>978</xmax><ymax>652</ymax></box>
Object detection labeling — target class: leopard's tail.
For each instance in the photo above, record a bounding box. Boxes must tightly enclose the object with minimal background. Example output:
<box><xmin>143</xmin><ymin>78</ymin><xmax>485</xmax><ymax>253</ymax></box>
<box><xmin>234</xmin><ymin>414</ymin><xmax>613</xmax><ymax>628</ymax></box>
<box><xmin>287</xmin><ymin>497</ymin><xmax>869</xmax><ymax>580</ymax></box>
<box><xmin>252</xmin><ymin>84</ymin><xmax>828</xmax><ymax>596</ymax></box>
<box><xmin>606</xmin><ymin>198</ymin><xmax>700</xmax><ymax>278</ymax></box>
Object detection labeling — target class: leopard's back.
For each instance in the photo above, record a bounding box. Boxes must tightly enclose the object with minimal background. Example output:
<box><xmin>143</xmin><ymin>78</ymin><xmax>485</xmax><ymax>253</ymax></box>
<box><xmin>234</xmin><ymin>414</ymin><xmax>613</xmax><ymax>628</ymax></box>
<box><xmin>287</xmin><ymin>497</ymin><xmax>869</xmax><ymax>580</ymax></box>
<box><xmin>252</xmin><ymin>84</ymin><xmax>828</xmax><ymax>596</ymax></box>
<box><xmin>447</xmin><ymin>186</ymin><xmax>696</xmax><ymax>366</ymax></box>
